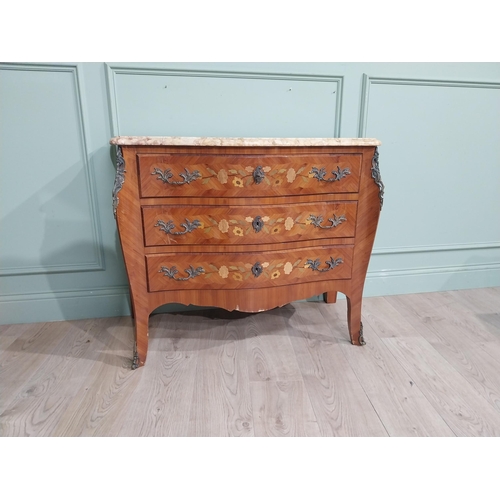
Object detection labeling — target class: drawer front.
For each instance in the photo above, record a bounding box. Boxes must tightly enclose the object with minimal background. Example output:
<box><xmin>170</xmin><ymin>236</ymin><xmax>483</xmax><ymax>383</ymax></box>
<box><xmin>146</xmin><ymin>246</ymin><xmax>353</xmax><ymax>292</ymax></box>
<box><xmin>138</xmin><ymin>153</ymin><xmax>361</xmax><ymax>198</ymax></box>
<box><xmin>143</xmin><ymin>202</ymin><xmax>357</xmax><ymax>246</ymax></box>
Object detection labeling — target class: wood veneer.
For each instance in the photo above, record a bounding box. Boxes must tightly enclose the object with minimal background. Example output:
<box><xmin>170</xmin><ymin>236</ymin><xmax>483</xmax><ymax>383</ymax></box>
<box><xmin>111</xmin><ymin>140</ymin><xmax>383</xmax><ymax>368</ymax></box>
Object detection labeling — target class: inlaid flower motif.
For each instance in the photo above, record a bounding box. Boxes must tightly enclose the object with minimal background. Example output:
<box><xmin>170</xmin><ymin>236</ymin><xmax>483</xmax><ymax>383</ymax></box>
<box><xmin>263</xmin><ymin>166</ymin><xmax>272</xmax><ymax>172</ymax></box>
<box><xmin>218</xmin><ymin>219</ymin><xmax>229</xmax><ymax>233</ymax></box>
<box><xmin>286</xmin><ymin>168</ymin><xmax>296</xmax><ymax>183</ymax></box>
<box><xmin>284</xmin><ymin>217</ymin><xmax>294</xmax><ymax>230</ymax></box>
<box><xmin>198</xmin><ymin>221</ymin><xmax>205</xmax><ymax>229</ymax></box>
<box><xmin>262</xmin><ymin>216</ymin><xmax>270</xmax><ymax>222</ymax></box>
<box><xmin>245</xmin><ymin>216</ymin><xmax>253</xmax><ymax>222</ymax></box>
<box><xmin>272</xmin><ymin>226</ymin><xmax>280</xmax><ymax>234</ymax></box>
<box><xmin>219</xmin><ymin>265</ymin><xmax>229</xmax><ymax>278</ymax></box>
<box><xmin>245</xmin><ymin>166</ymin><xmax>254</xmax><ymax>173</ymax></box>
<box><xmin>284</xmin><ymin>262</ymin><xmax>293</xmax><ymax>275</ymax></box>
<box><xmin>217</xmin><ymin>169</ymin><xmax>228</xmax><ymax>184</ymax></box>
<box><xmin>308</xmin><ymin>171</ymin><xmax>316</xmax><ymax>178</ymax></box>
<box><xmin>262</xmin><ymin>262</ymin><xmax>269</xmax><ymax>268</ymax></box>
<box><xmin>305</xmin><ymin>217</ymin><xmax>312</xmax><ymax>225</ymax></box>
<box><xmin>271</xmin><ymin>270</ymin><xmax>280</xmax><ymax>280</ymax></box>
<box><xmin>233</xmin><ymin>272</ymin><xmax>243</xmax><ymax>281</ymax></box>
<box><xmin>233</xmin><ymin>177</ymin><xmax>244</xmax><ymax>188</ymax></box>
<box><xmin>233</xmin><ymin>227</ymin><xmax>244</xmax><ymax>236</ymax></box>
<box><xmin>274</xmin><ymin>178</ymin><xmax>282</xmax><ymax>186</ymax></box>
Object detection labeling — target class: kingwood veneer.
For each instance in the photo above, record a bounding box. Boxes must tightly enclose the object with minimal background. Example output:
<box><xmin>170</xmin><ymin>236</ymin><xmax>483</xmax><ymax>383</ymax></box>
<box><xmin>110</xmin><ymin>137</ymin><xmax>384</xmax><ymax>368</ymax></box>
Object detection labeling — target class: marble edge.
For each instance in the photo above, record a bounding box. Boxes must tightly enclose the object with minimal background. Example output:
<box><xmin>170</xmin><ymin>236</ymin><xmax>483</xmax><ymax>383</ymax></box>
<box><xmin>109</xmin><ymin>136</ymin><xmax>381</xmax><ymax>147</ymax></box>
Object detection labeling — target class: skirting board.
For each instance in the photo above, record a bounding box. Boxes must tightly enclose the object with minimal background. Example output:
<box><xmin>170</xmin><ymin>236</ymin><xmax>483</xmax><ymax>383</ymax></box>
<box><xmin>363</xmin><ymin>265</ymin><xmax>500</xmax><ymax>297</ymax></box>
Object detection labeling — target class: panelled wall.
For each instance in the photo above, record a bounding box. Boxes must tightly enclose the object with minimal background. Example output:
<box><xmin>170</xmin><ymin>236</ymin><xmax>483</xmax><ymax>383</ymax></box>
<box><xmin>1</xmin><ymin>62</ymin><xmax>499</xmax><ymax>324</ymax></box>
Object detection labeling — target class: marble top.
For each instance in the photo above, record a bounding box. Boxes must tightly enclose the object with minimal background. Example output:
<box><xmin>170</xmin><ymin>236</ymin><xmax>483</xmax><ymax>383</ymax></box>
<box><xmin>109</xmin><ymin>136</ymin><xmax>381</xmax><ymax>147</ymax></box>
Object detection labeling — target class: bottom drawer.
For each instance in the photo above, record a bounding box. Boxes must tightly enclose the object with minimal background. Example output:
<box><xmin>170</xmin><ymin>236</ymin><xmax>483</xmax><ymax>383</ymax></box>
<box><xmin>146</xmin><ymin>246</ymin><xmax>353</xmax><ymax>291</ymax></box>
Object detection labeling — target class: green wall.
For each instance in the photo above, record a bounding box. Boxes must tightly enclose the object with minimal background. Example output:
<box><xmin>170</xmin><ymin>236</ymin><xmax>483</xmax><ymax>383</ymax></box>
<box><xmin>1</xmin><ymin>62</ymin><xmax>499</xmax><ymax>324</ymax></box>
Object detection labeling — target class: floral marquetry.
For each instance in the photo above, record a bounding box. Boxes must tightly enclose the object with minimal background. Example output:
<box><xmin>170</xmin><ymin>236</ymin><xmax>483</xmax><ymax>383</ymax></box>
<box><xmin>142</xmin><ymin>202</ymin><xmax>358</xmax><ymax>246</ymax></box>
<box><xmin>217</xmin><ymin>169</ymin><xmax>228</xmax><ymax>184</ymax></box>
<box><xmin>218</xmin><ymin>219</ymin><xmax>230</xmax><ymax>233</ymax></box>
<box><xmin>147</xmin><ymin>246</ymin><xmax>354</xmax><ymax>292</ymax></box>
<box><xmin>137</xmin><ymin>154</ymin><xmax>362</xmax><ymax>197</ymax></box>
<box><xmin>286</xmin><ymin>168</ymin><xmax>297</xmax><ymax>183</ymax></box>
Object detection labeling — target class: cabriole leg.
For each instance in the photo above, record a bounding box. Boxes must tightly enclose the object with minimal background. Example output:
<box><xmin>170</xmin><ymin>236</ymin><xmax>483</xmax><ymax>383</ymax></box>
<box><xmin>346</xmin><ymin>292</ymin><xmax>365</xmax><ymax>346</ymax></box>
<box><xmin>132</xmin><ymin>311</ymin><xmax>149</xmax><ymax>369</ymax></box>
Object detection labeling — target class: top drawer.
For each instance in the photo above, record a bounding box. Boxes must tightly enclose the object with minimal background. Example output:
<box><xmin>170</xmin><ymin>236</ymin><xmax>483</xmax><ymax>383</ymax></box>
<box><xmin>137</xmin><ymin>153</ymin><xmax>361</xmax><ymax>198</ymax></box>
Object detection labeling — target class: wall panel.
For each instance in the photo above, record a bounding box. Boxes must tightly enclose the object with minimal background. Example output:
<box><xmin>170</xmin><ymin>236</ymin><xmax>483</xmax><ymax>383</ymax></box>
<box><xmin>360</xmin><ymin>75</ymin><xmax>500</xmax><ymax>295</ymax></box>
<box><xmin>0</xmin><ymin>63</ymin><xmax>104</xmax><ymax>276</ymax></box>
<box><xmin>106</xmin><ymin>65</ymin><xmax>343</xmax><ymax>137</ymax></box>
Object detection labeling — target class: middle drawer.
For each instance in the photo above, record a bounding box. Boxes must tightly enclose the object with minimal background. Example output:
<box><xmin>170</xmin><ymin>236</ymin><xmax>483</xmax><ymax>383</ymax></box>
<box><xmin>142</xmin><ymin>201</ymin><xmax>357</xmax><ymax>246</ymax></box>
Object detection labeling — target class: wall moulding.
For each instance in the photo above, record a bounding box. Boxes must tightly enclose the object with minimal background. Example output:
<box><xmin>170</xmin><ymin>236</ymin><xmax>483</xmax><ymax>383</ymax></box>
<box><xmin>372</xmin><ymin>241</ymin><xmax>500</xmax><ymax>255</ymax></box>
<box><xmin>359</xmin><ymin>73</ymin><xmax>500</xmax><ymax>261</ymax></box>
<box><xmin>0</xmin><ymin>62</ymin><xmax>105</xmax><ymax>276</ymax></box>
<box><xmin>359</xmin><ymin>74</ymin><xmax>500</xmax><ymax>137</ymax></box>
<box><xmin>104</xmin><ymin>64</ymin><xmax>344</xmax><ymax>137</ymax></box>
<box><xmin>367</xmin><ymin>261</ymin><xmax>500</xmax><ymax>279</ymax></box>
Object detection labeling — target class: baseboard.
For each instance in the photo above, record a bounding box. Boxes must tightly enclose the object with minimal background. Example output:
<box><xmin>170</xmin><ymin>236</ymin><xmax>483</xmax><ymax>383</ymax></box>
<box><xmin>0</xmin><ymin>287</ymin><xmax>132</xmax><ymax>325</ymax></box>
<box><xmin>364</xmin><ymin>264</ymin><xmax>500</xmax><ymax>297</ymax></box>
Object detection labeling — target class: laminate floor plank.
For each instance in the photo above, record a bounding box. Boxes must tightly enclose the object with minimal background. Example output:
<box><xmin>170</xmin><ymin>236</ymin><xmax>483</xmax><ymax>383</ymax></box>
<box><xmin>319</xmin><ymin>300</ymin><xmax>455</xmax><ymax>436</ymax></box>
<box><xmin>0</xmin><ymin>321</ymin><xmax>81</xmax><ymax>414</ymax></box>
<box><xmin>308</xmin><ymin>300</ymin><xmax>352</xmax><ymax>343</ymax></box>
<box><xmin>51</xmin><ymin>316</ymin><xmax>142</xmax><ymax>437</ymax></box>
<box><xmin>338</xmin><ymin>323</ymin><xmax>455</xmax><ymax>436</ymax></box>
<box><xmin>383</xmin><ymin>336</ymin><xmax>500</xmax><ymax>437</ymax></box>
<box><xmin>476</xmin><ymin>313</ymin><xmax>500</xmax><ymax>337</ymax></box>
<box><xmin>387</xmin><ymin>292</ymin><xmax>498</xmax><ymax>346</ymax></box>
<box><xmin>287</xmin><ymin>303</ymin><xmax>388</xmax><ymax>437</ymax></box>
<box><xmin>187</xmin><ymin>312</ymin><xmax>254</xmax><ymax>437</ymax></box>
<box><xmin>429</xmin><ymin>340</ymin><xmax>500</xmax><ymax>414</ymax></box>
<box><xmin>387</xmin><ymin>291</ymin><xmax>500</xmax><ymax>360</ymax></box>
<box><xmin>0</xmin><ymin>318</ymin><xmax>98</xmax><ymax>436</ymax></box>
<box><xmin>0</xmin><ymin>322</ymin><xmax>40</xmax><ymax>351</ymax></box>
<box><xmin>0</xmin><ymin>322</ymin><xmax>55</xmax><ymax>379</ymax></box>
<box><xmin>115</xmin><ymin>314</ymin><xmax>200</xmax><ymax>437</ymax></box>
<box><xmin>385</xmin><ymin>292</ymin><xmax>500</xmax><ymax>414</ymax></box>
<box><xmin>0</xmin><ymin>324</ymin><xmax>11</xmax><ymax>334</ymax></box>
<box><xmin>361</xmin><ymin>296</ymin><xmax>422</xmax><ymax>338</ymax></box>
<box><xmin>448</xmin><ymin>288</ymin><xmax>500</xmax><ymax>341</ymax></box>
<box><xmin>448</xmin><ymin>287</ymin><xmax>500</xmax><ymax>314</ymax></box>
<box><xmin>250</xmin><ymin>380</ymin><xmax>321</xmax><ymax>437</ymax></box>
<box><xmin>388</xmin><ymin>290</ymin><xmax>458</xmax><ymax>318</ymax></box>
<box><xmin>436</xmin><ymin>294</ymin><xmax>500</xmax><ymax>344</ymax></box>
<box><xmin>246</xmin><ymin>310</ymin><xmax>303</xmax><ymax>383</ymax></box>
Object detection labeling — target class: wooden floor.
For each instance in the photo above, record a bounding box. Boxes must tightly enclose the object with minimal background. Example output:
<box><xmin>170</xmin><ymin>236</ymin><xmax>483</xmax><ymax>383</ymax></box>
<box><xmin>1</xmin><ymin>287</ymin><xmax>500</xmax><ymax>437</ymax></box>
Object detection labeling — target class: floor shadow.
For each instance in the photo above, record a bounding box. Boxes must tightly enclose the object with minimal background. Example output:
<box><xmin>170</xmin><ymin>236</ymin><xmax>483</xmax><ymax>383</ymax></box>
<box><xmin>147</xmin><ymin>300</ymin><xmax>349</xmax><ymax>351</ymax></box>
<box><xmin>2</xmin><ymin>315</ymin><xmax>135</xmax><ymax>368</ymax></box>
<box><xmin>476</xmin><ymin>313</ymin><xmax>500</xmax><ymax>338</ymax></box>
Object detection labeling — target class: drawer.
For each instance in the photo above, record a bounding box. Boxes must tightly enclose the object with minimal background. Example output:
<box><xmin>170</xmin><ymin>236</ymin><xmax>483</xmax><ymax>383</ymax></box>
<box><xmin>142</xmin><ymin>202</ymin><xmax>357</xmax><ymax>246</ymax></box>
<box><xmin>146</xmin><ymin>245</ymin><xmax>353</xmax><ymax>292</ymax></box>
<box><xmin>138</xmin><ymin>153</ymin><xmax>361</xmax><ymax>198</ymax></box>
